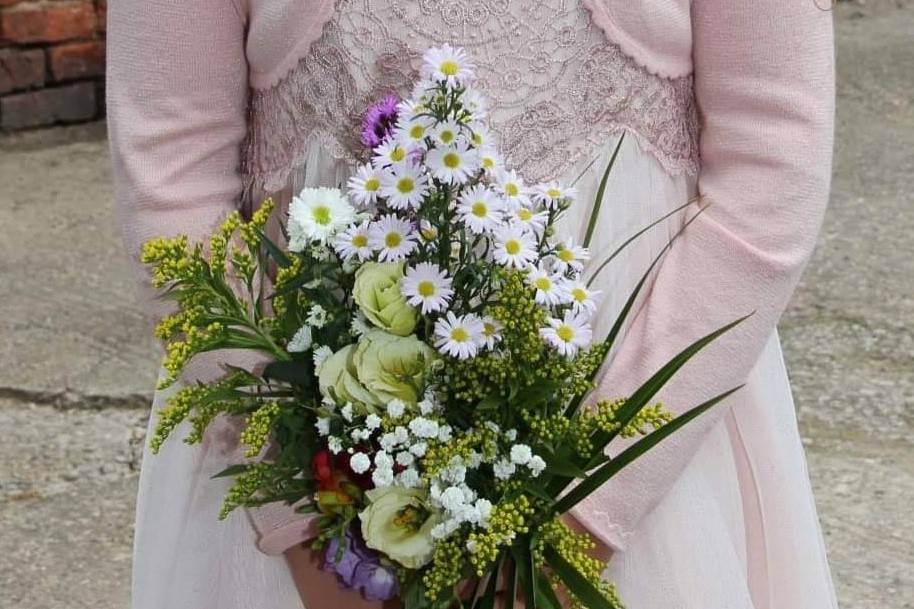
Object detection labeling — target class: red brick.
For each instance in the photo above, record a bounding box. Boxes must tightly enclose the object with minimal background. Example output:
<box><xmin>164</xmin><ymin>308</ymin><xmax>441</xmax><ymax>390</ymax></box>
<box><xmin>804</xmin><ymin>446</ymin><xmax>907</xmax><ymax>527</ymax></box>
<box><xmin>0</xmin><ymin>81</ymin><xmax>96</xmax><ymax>129</ymax></box>
<box><xmin>48</xmin><ymin>40</ymin><xmax>104</xmax><ymax>81</ymax></box>
<box><xmin>0</xmin><ymin>2</ymin><xmax>97</xmax><ymax>44</ymax></box>
<box><xmin>0</xmin><ymin>48</ymin><xmax>45</xmax><ymax>94</ymax></box>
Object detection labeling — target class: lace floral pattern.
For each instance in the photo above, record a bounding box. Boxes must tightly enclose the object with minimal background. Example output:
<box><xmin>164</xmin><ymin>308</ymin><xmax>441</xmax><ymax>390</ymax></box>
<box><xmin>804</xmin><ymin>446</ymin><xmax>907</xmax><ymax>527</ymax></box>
<box><xmin>242</xmin><ymin>0</ymin><xmax>699</xmax><ymax>196</ymax></box>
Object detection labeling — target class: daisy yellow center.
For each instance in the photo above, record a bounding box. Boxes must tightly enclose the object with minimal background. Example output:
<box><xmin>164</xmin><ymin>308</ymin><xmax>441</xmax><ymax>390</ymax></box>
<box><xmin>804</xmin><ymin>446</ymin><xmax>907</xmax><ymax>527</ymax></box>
<box><xmin>443</xmin><ymin>152</ymin><xmax>461</xmax><ymax>169</ymax></box>
<box><xmin>351</xmin><ymin>234</ymin><xmax>368</xmax><ymax>248</ymax></box>
<box><xmin>505</xmin><ymin>183</ymin><xmax>519</xmax><ymax>197</ymax></box>
<box><xmin>534</xmin><ymin>277</ymin><xmax>552</xmax><ymax>291</ymax></box>
<box><xmin>312</xmin><ymin>205</ymin><xmax>332</xmax><ymax>226</ymax></box>
<box><xmin>557</xmin><ymin>324</ymin><xmax>575</xmax><ymax>342</ymax></box>
<box><xmin>390</xmin><ymin>146</ymin><xmax>407</xmax><ymax>162</ymax></box>
<box><xmin>571</xmin><ymin>287</ymin><xmax>587</xmax><ymax>302</ymax></box>
<box><xmin>483</xmin><ymin>322</ymin><xmax>496</xmax><ymax>336</ymax></box>
<box><xmin>547</xmin><ymin>188</ymin><xmax>562</xmax><ymax>198</ymax></box>
<box><xmin>440</xmin><ymin>59</ymin><xmax>459</xmax><ymax>76</ymax></box>
<box><xmin>557</xmin><ymin>248</ymin><xmax>574</xmax><ymax>262</ymax></box>
<box><xmin>505</xmin><ymin>239</ymin><xmax>521</xmax><ymax>255</ymax></box>
<box><xmin>471</xmin><ymin>201</ymin><xmax>488</xmax><ymax>217</ymax></box>
<box><xmin>482</xmin><ymin>157</ymin><xmax>495</xmax><ymax>169</ymax></box>
<box><xmin>518</xmin><ymin>208</ymin><xmax>533</xmax><ymax>221</ymax></box>
<box><xmin>364</xmin><ymin>177</ymin><xmax>380</xmax><ymax>192</ymax></box>
<box><xmin>417</xmin><ymin>280</ymin><xmax>437</xmax><ymax>297</ymax></box>
<box><xmin>385</xmin><ymin>232</ymin><xmax>403</xmax><ymax>248</ymax></box>
<box><xmin>440</xmin><ymin>130</ymin><xmax>456</xmax><ymax>144</ymax></box>
<box><xmin>450</xmin><ymin>327</ymin><xmax>470</xmax><ymax>342</ymax></box>
<box><xmin>472</xmin><ymin>133</ymin><xmax>483</xmax><ymax>146</ymax></box>
<box><xmin>397</xmin><ymin>177</ymin><xmax>415</xmax><ymax>194</ymax></box>
<box><xmin>410</xmin><ymin>124</ymin><xmax>425</xmax><ymax>139</ymax></box>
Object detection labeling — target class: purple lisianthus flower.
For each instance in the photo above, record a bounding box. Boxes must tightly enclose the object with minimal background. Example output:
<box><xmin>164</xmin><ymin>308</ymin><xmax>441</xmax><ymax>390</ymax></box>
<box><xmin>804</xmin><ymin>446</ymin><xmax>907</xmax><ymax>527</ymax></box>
<box><xmin>361</xmin><ymin>93</ymin><xmax>400</xmax><ymax>150</ymax></box>
<box><xmin>323</xmin><ymin>525</ymin><xmax>397</xmax><ymax>600</ymax></box>
<box><xmin>353</xmin><ymin>560</ymin><xmax>399</xmax><ymax>601</ymax></box>
<box><xmin>322</xmin><ymin>531</ymin><xmax>366</xmax><ymax>587</ymax></box>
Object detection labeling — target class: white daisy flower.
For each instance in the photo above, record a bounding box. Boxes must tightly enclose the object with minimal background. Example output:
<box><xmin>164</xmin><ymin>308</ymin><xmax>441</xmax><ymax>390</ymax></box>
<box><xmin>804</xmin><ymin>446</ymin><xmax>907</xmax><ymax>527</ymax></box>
<box><xmin>532</xmin><ymin>181</ymin><xmax>578</xmax><ymax>209</ymax></box>
<box><xmin>477</xmin><ymin>145</ymin><xmax>502</xmax><ymax>175</ymax></box>
<box><xmin>492</xmin><ymin>224</ymin><xmax>537</xmax><ymax>269</ymax></box>
<box><xmin>313</xmin><ymin>345</ymin><xmax>333</xmax><ymax>372</ymax></box>
<box><xmin>419</xmin><ymin>219</ymin><xmax>438</xmax><ymax>242</ymax></box>
<box><xmin>380</xmin><ymin>162</ymin><xmax>429</xmax><ymax>210</ymax></box>
<box><xmin>350</xmin><ymin>313</ymin><xmax>370</xmax><ymax>337</ymax></box>
<box><xmin>395</xmin><ymin>115</ymin><xmax>433</xmax><ymax>150</ymax></box>
<box><xmin>422</xmin><ymin>44</ymin><xmax>474</xmax><ymax>86</ymax></box>
<box><xmin>434</xmin><ymin>312</ymin><xmax>484</xmax><ymax>360</ymax></box>
<box><xmin>401</xmin><ymin>262</ymin><xmax>454</xmax><ymax>314</ymax></box>
<box><xmin>479</xmin><ymin>316</ymin><xmax>503</xmax><ymax>351</ymax></box>
<box><xmin>333</xmin><ymin>220</ymin><xmax>373</xmax><ymax>261</ymax></box>
<box><xmin>494</xmin><ymin>169</ymin><xmax>532</xmax><ymax>211</ymax></box>
<box><xmin>461</xmin><ymin>87</ymin><xmax>488</xmax><ymax>120</ymax></box>
<box><xmin>287</xmin><ymin>325</ymin><xmax>313</xmax><ymax>353</ymax></box>
<box><xmin>372</xmin><ymin>139</ymin><xmax>409</xmax><ymax>169</ymax></box>
<box><xmin>540</xmin><ymin>311</ymin><xmax>593</xmax><ymax>358</ymax></box>
<box><xmin>467</xmin><ymin>123</ymin><xmax>493</xmax><ymax>149</ymax></box>
<box><xmin>427</xmin><ymin>140</ymin><xmax>479</xmax><ymax>185</ymax></box>
<box><xmin>525</xmin><ymin>264</ymin><xmax>565</xmax><ymax>307</ymax></box>
<box><xmin>456</xmin><ymin>185</ymin><xmax>504</xmax><ymax>234</ymax></box>
<box><xmin>433</xmin><ymin>119</ymin><xmax>463</xmax><ymax>147</ymax></box>
<box><xmin>409</xmin><ymin>79</ymin><xmax>437</xmax><ymax>105</ymax></box>
<box><xmin>346</xmin><ymin>164</ymin><xmax>383</xmax><ymax>208</ymax></box>
<box><xmin>306</xmin><ymin>304</ymin><xmax>329</xmax><ymax>328</ymax></box>
<box><xmin>287</xmin><ymin>187</ymin><xmax>356</xmax><ymax>249</ymax></box>
<box><xmin>562</xmin><ymin>279</ymin><xmax>600</xmax><ymax>316</ymax></box>
<box><xmin>552</xmin><ymin>239</ymin><xmax>590</xmax><ymax>273</ymax></box>
<box><xmin>510</xmin><ymin>204</ymin><xmax>549</xmax><ymax>234</ymax></box>
<box><xmin>369</xmin><ymin>214</ymin><xmax>418</xmax><ymax>262</ymax></box>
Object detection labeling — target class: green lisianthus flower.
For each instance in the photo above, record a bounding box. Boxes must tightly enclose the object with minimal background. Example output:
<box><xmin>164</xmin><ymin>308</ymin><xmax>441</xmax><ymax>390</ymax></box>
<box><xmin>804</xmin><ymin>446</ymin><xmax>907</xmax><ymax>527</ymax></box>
<box><xmin>317</xmin><ymin>344</ymin><xmax>383</xmax><ymax>410</ymax></box>
<box><xmin>353</xmin><ymin>262</ymin><xmax>418</xmax><ymax>336</ymax></box>
<box><xmin>360</xmin><ymin>487</ymin><xmax>441</xmax><ymax>569</ymax></box>
<box><xmin>352</xmin><ymin>330</ymin><xmax>437</xmax><ymax>406</ymax></box>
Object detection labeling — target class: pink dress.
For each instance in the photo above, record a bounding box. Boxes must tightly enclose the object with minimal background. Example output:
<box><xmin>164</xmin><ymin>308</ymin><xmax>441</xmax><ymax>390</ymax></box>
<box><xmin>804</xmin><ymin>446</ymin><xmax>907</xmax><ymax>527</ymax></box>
<box><xmin>107</xmin><ymin>1</ymin><xmax>838</xmax><ymax>608</ymax></box>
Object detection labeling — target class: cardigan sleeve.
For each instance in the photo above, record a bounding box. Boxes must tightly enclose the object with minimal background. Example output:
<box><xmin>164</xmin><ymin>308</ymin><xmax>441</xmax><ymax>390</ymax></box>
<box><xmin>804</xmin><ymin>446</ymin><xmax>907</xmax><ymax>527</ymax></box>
<box><xmin>108</xmin><ymin>0</ymin><xmax>317</xmax><ymax>555</ymax></box>
<box><xmin>570</xmin><ymin>0</ymin><xmax>835</xmax><ymax>550</ymax></box>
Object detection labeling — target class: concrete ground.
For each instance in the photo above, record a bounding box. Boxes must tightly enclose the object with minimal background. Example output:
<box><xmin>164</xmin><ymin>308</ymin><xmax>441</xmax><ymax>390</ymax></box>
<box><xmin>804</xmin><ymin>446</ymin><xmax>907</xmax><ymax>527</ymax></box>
<box><xmin>0</xmin><ymin>2</ymin><xmax>911</xmax><ymax>607</ymax></box>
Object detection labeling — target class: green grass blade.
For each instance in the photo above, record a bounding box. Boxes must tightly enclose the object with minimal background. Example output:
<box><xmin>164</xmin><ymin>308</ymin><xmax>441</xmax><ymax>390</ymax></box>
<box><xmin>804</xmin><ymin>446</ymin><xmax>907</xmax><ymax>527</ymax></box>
<box><xmin>543</xmin><ymin>546</ymin><xmax>621</xmax><ymax>609</ymax></box>
<box><xmin>511</xmin><ymin>546</ymin><xmax>538</xmax><ymax>609</ymax></box>
<box><xmin>583</xmin><ymin>133</ymin><xmax>626</xmax><ymax>249</ymax></box>
<box><xmin>553</xmin><ymin>385</ymin><xmax>743</xmax><ymax>514</ymax></box>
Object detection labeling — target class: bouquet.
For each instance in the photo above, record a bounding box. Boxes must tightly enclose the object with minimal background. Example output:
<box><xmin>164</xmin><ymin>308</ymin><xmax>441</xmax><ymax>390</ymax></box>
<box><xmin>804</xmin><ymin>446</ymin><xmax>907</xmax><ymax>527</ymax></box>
<box><xmin>141</xmin><ymin>45</ymin><xmax>744</xmax><ymax>609</ymax></box>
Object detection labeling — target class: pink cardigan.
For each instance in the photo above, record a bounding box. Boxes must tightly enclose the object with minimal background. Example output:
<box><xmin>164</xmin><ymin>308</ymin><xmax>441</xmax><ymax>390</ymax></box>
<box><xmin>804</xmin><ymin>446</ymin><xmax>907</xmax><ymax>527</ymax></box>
<box><xmin>107</xmin><ymin>0</ymin><xmax>834</xmax><ymax>554</ymax></box>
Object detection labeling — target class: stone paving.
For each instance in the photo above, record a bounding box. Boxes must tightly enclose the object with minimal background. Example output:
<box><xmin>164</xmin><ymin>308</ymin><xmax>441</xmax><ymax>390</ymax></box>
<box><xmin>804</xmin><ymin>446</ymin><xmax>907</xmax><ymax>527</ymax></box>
<box><xmin>1</xmin><ymin>2</ymin><xmax>911</xmax><ymax>607</ymax></box>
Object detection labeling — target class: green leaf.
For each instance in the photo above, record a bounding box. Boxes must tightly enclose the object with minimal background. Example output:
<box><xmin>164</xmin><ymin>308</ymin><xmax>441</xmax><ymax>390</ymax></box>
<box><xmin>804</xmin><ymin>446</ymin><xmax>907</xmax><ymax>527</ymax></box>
<box><xmin>534</xmin><ymin>572</ymin><xmax>562</xmax><ymax>609</ymax></box>
<box><xmin>552</xmin><ymin>385</ymin><xmax>743</xmax><ymax>514</ymax></box>
<box><xmin>583</xmin><ymin>133</ymin><xmax>625</xmax><ymax>249</ymax></box>
<box><xmin>511</xmin><ymin>381</ymin><xmax>561</xmax><ymax>409</ymax></box>
<box><xmin>261</xmin><ymin>361</ymin><xmax>313</xmax><ymax>388</ymax></box>
<box><xmin>543</xmin><ymin>546</ymin><xmax>621</xmax><ymax>609</ymax></box>
<box><xmin>256</xmin><ymin>227</ymin><xmax>292</xmax><ymax>268</ymax></box>
<box><xmin>511</xmin><ymin>546</ymin><xmax>537</xmax><ymax>609</ymax></box>
<box><xmin>542</xmin><ymin>451</ymin><xmax>589</xmax><ymax>479</ymax></box>
<box><xmin>211</xmin><ymin>464</ymin><xmax>250</xmax><ymax>479</ymax></box>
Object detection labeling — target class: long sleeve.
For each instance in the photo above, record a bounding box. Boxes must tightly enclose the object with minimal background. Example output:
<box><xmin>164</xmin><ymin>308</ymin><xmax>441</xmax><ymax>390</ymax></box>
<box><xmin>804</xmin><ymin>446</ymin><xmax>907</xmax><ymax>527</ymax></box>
<box><xmin>571</xmin><ymin>0</ymin><xmax>835</xmax><ymax>550</ymax></box>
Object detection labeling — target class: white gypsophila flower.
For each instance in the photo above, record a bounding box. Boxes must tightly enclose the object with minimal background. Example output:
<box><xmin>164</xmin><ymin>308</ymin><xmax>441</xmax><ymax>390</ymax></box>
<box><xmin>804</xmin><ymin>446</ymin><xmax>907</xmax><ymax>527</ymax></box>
<box><xmin>347</xmin><ymin>163</ymin><xmax>383</xmax><ymax>208</ymax></box>
<box><xmin>540</xmin><ymin>310</ymin><xmax>593</xmax><ymax>359</ymax></box>
<box><xmin>422</xmin><ymin>44</ymin><xmax>474</xmax><ymax>86</ymax></box>
<box><xmin>341</xmin><ymin>402</ymin><xmax>354</xmax><ymax>422</ymax></box>
<box><xmin>476</xmin><ymin>145</ymin><xmax>502</xmax><ymax>175</ymax></box>
<box><xmin>439</xmin><ymin>486</ymin><xmax>468</xmax><ymax>512</ymax></box>
<box><xmin>395</xmin><ymin>115</ymin><xmax>433</xmax><ymax>150</ymax></box>
<box><xmin>432</xmin><ymin>119</ymin><xmax>463</xmax><ymax>147</ymax></box>
<box><xmin>372</xmin><ymin>467</ymin><xmax>394</xmax><ymax>488</ymax></box>
<box><xmin>287</xmin><ymin>325</ymin><xmax>313</xmax><ymax>353</ymax></box>
<box><xmin>386</xmin><ymin>399</ymin><xmax>406</xmax><ymax>418</ymax></box>
<box><xmin>349</xmin><ymin>452</ymin><xmax>371</xmax><ymax>474</ymax></box>
<box><xmin>475</xmin><ymin>499</ymin><xmax>493</xmax><ymax>527</ymax></box>
<box><xmin>532</xmin><ymin>181</ymin><xmax>578</xmax><ymax>210</ymax></box>
<box><xmin>397</xmin><ymin>468</ymin><xmax>421</xmax><ymax>489</ymax></box>
<box><xmin>408</xmin><ymin>417</ymin><xmax>440</xmax><ymax>439</ymax></box>
<box><xmin>510</xmin><ymin>444</ymin><xmax>533</xmax><ymax>465</ymax></box>
<box><xmin>479</xmin><ymin>316</ymin><xmax>502</xmax><ymax>351</ymax></box>
<box><xmin>328</xmin><ymin>436</ymin><xmax>343</xmax><ymax>454</ymax></box>
<box><xmin>505</xmin><ymin>429</ymin><xmax>518</xmax><ymax>442</ymax></box>
<box><xmin>351</xmin><ymin>428</ymin><xmax>371</xmax><ymax>442</ymax></box>
<box><xmin>306</xmin><ymin>304</ymin><xmax>329</xmax><ymax>328</ymax></box>
<box><xmin>431</xmin><ymin>520</ymin><xmax>461</xmax><ymax>541</ymax></box>
<box><xmin>562</xmin><ymin>279</ymin><xmax>600</xmax><ymax>317</ymax></box>
<box><xmin>457</xmin><ymin>184</ymin><xmax>504</xmax><ymax>235</ymax></box>
<box><xmin>527</xmin><ymin>455</ymin><xmax>547</xmax><ymax>477</ymax></box>
<box><xmin>510</xmin><ymin>204</ymin><xmax>549</xmax><ymax>234</ymax></box>
<box><xmin>552</xmin><ymin>239</ymin><xmax>590</xmax><ymax>273</ymax></box>
<box><xmin>379</xmin><ymin>432</ymin><xmax>399</xmax><ymax>452</ymax></box>
<box><xmin>371</xmin><ymin>139</ymin><xmax>409</xmax><ymax>169</ymax></box>
<box><xmin>369</xmin><ymin>214</ymin><xmax>418</xmax><ymax>262</ymax></box>
<box><xmin>315</xmin><ymin>417</ymin><xmax>330</xmax><ymax>436</ymax></box>
<box><xmin>333</xmin><ymin>220</ymin><xmax>374</xmax><ymax>262</ymax></box>
<box><xmin>434</xmin><ymin>312</ymin><xmax>484</xmax><ymax>360</ymax></box>
<box><xmin>396</xmin><ymin>451</ymin><xmax>416</xmax><ymax>467</ymax></box>
<box><xmin>394</xmin><ymin>426</ymin><xmax>410</xmax><ymax>444</ymax></box>
<box><xmin>418</xmin><ymin>398</ymin><xmax>437</xmax><ymax>415</ymax></box>
<box><xmin>288</xmin><ymin>187</ymin><xmax>356</xmax><ymax>249</ymax></box>
<box><xmin>437</xmin><ymin>424</ymin><xmax>453</xmax><ymax>442</ymax></box>
<box><xmin>525</xmin><ymin>264</ymin><xmax>566</xmax><ymax>307</ymax></box>
<box><xmin>466</xmin><ymin>539</ymin><xmax>479</xmax><ymax>553</ymax></box>
<box><xmin>409</xmin><ymin>441</ymin><xmax>428</xmax><ymax>457</ymax></box>
<box><xmin>365</xmin><ymin>413</ymin><xmax>382</xmax><ymax>430</ymax></box>
<box><xmin>493</xmin><ymin>459</ymin><xmax>516</xmax><ymax>480</ymax></box>
<box><xmin>380</xmin><ymin>162</ymin><xmax>429</xmax><ymax>210</ymax></box>
<box><xmin>313</xmin><ymin>345</ymin><xmax>333</xmax><ymax>373</ymax></box>
<box><xmin>494</xmin><ymin>169</ymin><xmax>531</xmax><ymax>211</ymax></box>
<box><xmin>350</xmin><ymin>313</ymin><xmax>371</xmax><ymax>337</ymax></box>
<box><xmin>401</xmin><ymin>262</ymin><xmax>455</xmax><ymax>314</ymax></box>
<box><xmin>492</xmin><ymin>224</ymin><xmax>538</xmax><ymax>269</ymax></box>
<box><xmin>374</xmin><ymin>451</ymin><xmax>394</xmax><ymax>470</ymax></box>
<box><xmin>426</xmin><ymin>141</ymin><xmax>480</xmax><ymax>185</ymax></box>
<box><xmin>467</xmin><ymin>451</ymin><xmax>484</xmax><ymax>468</ymax></box>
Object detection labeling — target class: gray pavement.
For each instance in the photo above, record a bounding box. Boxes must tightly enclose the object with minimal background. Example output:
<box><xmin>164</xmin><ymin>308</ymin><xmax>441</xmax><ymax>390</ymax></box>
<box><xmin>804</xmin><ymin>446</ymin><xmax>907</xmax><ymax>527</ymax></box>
<box><xmin>1</xmin><ymin>2</ymin><xmax>912</xmax><ymax>607</ymax></box>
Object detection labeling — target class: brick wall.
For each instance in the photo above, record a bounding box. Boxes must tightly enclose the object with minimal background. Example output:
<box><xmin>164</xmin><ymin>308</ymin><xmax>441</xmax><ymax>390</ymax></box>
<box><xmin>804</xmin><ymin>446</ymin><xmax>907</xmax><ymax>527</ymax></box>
<box><xmin>0</xmin><ymin>0</ymin><xmax>105</xmax><ymax>131</ymax></box>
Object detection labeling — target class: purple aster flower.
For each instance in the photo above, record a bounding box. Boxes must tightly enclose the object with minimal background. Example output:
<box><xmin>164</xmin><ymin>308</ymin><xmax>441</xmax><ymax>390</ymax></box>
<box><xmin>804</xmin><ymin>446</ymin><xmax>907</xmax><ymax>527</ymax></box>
<box><xmin>353</xmin><ymin>560</ymin><xmax>399</xmax><ymax>601</ymax></box>
<box><xmin>361</xmin><ymin>93</ymin><xmax>400</xmax><ymax>150</ymax></box>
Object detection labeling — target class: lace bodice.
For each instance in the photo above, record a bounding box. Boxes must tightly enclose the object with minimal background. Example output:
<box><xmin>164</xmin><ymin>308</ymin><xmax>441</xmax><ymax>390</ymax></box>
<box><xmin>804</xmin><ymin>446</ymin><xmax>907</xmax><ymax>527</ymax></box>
<box><xmin>242</xmin><ymin>0</ymin><xmax>700</xmax><ymax>196</ymax></box>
